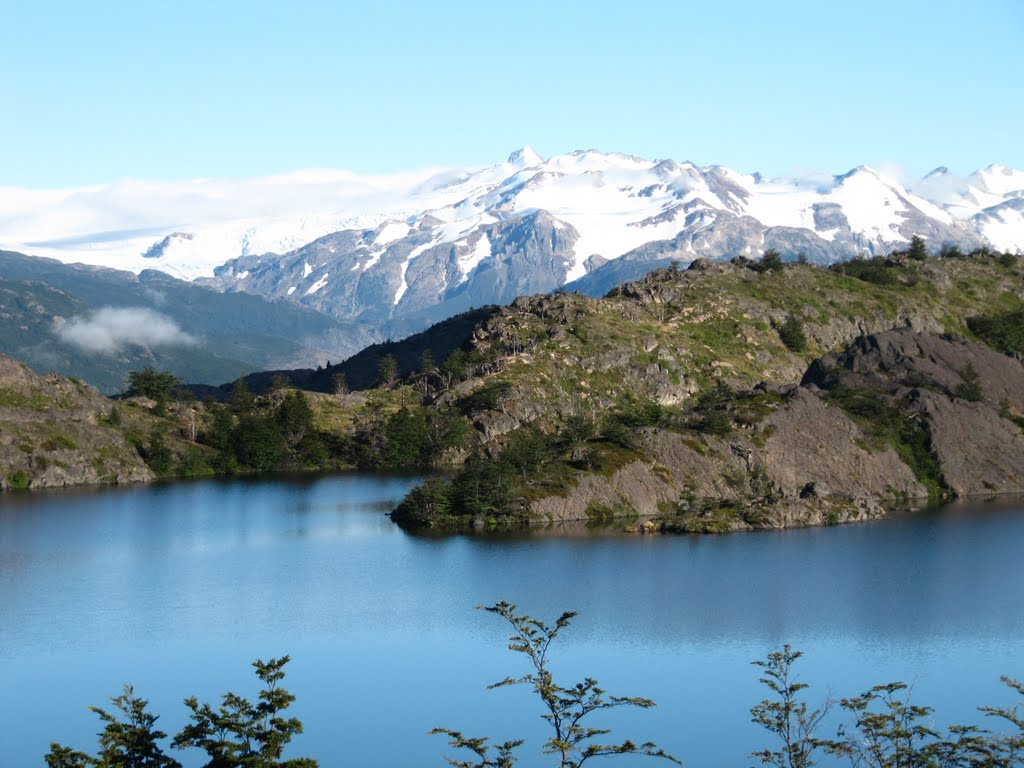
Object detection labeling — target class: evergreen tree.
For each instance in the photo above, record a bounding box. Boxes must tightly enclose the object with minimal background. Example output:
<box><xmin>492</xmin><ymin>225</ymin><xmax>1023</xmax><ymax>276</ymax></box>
<box><xmin>377</xmin><ymin>354</ymin><xmax>398</xmax><ymax>390</ymax></box>
<box><xmin>144</xmin><ymin>429</ymin><xmax>173</xmax><ymax>475</ymax></box>
<box><xmin>232</xmin><ymin>415</ymin><xmax>285</xmax><ymax>471</ymax></box>
<box><xmin>126</xmin><ymin>368</ymin><xmax>181</xmax><ymax>402</ymax></box>
<box><xmin>229</xmin><ymin>377</ymin><xmax>255</xmax><ymax>414</ymax></box>
<box><xmin>756</xmin><ymin>250</ymin><xmax>785</xmax><ymax>273</ymax></box>
<box><xmin>778</xmin><ymin>314</ymin><xmax>808</xmax><ymax>353</ymax></box>
<box><xmin>908</xmin><ymin>235</ymin><xmax>929</xmax><ymax>261</ymax></box>
<box><xmin>275</xmin><ymin>391</ymin><xmax>314</xmax><ymax>451</ymax></box>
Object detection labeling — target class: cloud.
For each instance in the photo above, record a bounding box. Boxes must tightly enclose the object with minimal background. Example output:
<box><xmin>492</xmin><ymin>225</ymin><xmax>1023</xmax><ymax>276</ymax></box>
<box><xmin>53</xmin><ymin>307</ymin><xmax>197</xmax><ymax>355</ymax></box>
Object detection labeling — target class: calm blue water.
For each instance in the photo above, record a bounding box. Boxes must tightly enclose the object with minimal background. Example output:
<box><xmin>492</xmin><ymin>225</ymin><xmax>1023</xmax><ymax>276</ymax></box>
<box><xmin>1</xmin><ymin>474</ymin><xmax>1022</xmax><ymax>767</ymax></box>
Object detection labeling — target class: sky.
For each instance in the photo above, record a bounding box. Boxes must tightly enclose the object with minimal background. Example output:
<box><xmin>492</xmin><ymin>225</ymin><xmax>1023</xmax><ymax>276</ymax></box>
<box><xmin>1</xmin><ymin>0</ymin><xmax>1022</xmax><ymax>188</ymax></box>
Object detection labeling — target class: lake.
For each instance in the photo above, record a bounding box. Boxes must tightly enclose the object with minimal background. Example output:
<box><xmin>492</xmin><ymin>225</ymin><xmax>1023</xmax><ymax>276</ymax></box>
<box><xmin>1</xmin><ymin>473</ymin><xmax>1022</xmax><ymax>767</ymax></box>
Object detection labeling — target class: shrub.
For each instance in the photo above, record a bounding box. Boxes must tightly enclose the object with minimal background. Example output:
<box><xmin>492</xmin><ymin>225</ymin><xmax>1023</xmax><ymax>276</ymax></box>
<box><xmin>954</xmin><ymin>363</ymin><xmax>983</xmax><ymax>402</ymax></box>
<box><xmin>831</xmin><ymin>257</ymin><xmax>902</xmax><ymax>286</ymax></box>
<box><xmin>694</xmin><ymin>409</ymin><xmax>732</xmax><ymax>436</ymax></box>
<box><xmin>967</xmin><ymin>308</ymin><xmax>1024</xmax><ymax>355</ymax></box>
<box><xmin>778</xmin><ymin>314</ymin><xmax>807</xmax><ymax>353</ymax></box>
<box><xmin>456</xmin><ymin>381</ymin><xmax>514</xmax><ymax>416</ymax></box>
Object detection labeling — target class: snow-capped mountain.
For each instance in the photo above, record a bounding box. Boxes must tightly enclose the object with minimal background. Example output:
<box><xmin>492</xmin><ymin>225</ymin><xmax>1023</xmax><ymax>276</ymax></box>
<box><xmin>2</xmin><ymin>148</ymin><xmax>1022</xmax><ymax>335</ymax></box>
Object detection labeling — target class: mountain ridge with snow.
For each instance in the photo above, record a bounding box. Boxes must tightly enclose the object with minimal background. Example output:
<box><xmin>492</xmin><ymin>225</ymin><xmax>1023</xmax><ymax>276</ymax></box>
<box><xmin>2</xmin><ymin>148</ymin><xmax>1022</xmax><ymax>335</ymax></box>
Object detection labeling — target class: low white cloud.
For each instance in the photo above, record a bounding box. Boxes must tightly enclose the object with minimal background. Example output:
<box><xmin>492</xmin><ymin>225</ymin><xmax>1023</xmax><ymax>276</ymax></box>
<box><xmin>53</xmin><ymin>307</ymin><xmax>197</xmax><ymax>355</ymax></box>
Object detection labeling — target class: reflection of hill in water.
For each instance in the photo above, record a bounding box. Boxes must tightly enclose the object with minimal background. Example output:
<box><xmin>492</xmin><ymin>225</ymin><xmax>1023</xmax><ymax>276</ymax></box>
<box><xmin>419</xmin><ymin>499</ymin><xmax>1024</xmax><ymax>648</ymax></box>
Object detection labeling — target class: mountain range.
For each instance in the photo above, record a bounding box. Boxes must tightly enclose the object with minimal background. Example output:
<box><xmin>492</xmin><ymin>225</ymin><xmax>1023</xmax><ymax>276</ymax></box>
<box><xmin>2</xmin><ymin>149</ymin><xmax>1022</xmax><ymax>388</ymax></box>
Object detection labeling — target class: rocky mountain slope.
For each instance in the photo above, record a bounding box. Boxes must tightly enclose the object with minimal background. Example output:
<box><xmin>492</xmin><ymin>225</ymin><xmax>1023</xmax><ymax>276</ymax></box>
<box><xmin>378</xmin><ymin>250</ymin><xmax>1024</xmax><ymax>531</ymax></box>
<box><xmin>4</xmin><ymin>249</ymin><xmax>1022</xmax><ymax>537</ymax></box>
<box><xmin>0</xmin><ymin>354</ymin><xmax>154</xmax><ymax>489</ymax></box>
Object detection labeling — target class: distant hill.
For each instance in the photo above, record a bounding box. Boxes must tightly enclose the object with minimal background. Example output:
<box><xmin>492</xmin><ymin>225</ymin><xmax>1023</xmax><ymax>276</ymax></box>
<box><xmin>188</xmin><ymin>305</ymin><xmax>500</xmax><ymax>398</ymax></box>
<box><xmin>0</xmin><ymin>250</ymin><xmax>375</xmax><ymax>393</ymax></box>
<box><xmin>0</xmin><ymin>353</ymin><xmax>153</xmax><ymax>489</ymax></box>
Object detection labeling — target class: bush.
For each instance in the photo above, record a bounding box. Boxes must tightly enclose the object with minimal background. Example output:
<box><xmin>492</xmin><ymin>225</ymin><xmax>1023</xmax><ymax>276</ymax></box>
<box><xmin>967</xmin><ymin>308</ymin><xmax>1024</xmax><ymax>355</ymax></box>
<box><xmin>954</xmin><ymin>363</ymin><xmax>983</xmax><ymax>402</ymax></box>
<box><xmin>825</xmin><ymin>385</ymin><xmax>947</xmax><ymax>498</ymax></box>
<box><xmin>831</xmin><ymin>256</ymin><xmax>903</xmax><ymax>285</ymax></box>
<box><xmin>456</xmin><ymin>381</ymin><xmax>513</xmax><ymax>416</ymax></box>
<box><xmin>694</xmin><ymin>409</ymin><xmax>732</xmax><ymax>436</ymax></box>
<box><xmin>778</xmin><ymin>314</ymin><xmax>807</xmax><ymax>353</ymax></box>
<box><xmin>143</xmin><ymin>429</ymin><xmax>173</xmax><ymax>475</ymax></box>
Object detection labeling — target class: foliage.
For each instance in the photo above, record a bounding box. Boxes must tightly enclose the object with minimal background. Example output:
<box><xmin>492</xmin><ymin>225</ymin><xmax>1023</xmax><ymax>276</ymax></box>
<box><xmin>753</xmin><ymin>249</ymin><xmax>786</xmax><ymax>273</ymax></box>
<box><xmin>143</xmin><ymin>429</ymin><xmax>174</xmax><ymax>475</ymax></box>
<box><xmin>275</xmin><ymin>391</ymin><xmax>315</xmax><ymax>451</ymax></box>
<box><xmin>46</xmin><ymin>685</ymin><xmax>181</xmax><ymax>768</ymax></box>
<box><xmin>351</xmin><ymin>404</ymin><xmax>470</xmax><ymax>470</ymax></box>
<box><xmin>981</xmin><ymin>676</ymin><xmax>1024</xmax><ymax>763</ymax></box>
<box><xmin>127</xmin><ymin>368</ymin><xmax>181</xmax><ymax>403</ymax></box>
<box><xmin>778</xmin><ymin>314</ymin><xmax>808</xmax><ymax>353</ymax></box>
<box><xmin>232</xmin><ymin>415</ymin><xmax>286</xmax><ymax>472</ymax></box>
<box><xmin>173</xmin><ymin>656</ymin><xmax>317</xmax><ymax>767</ymax></box>
<box><xmin>457</xmin><ymin>381</ymin><xmax>514</xmax><ymax>417</ymax></box>
<box><xmin>377</xmin><ymin>353</ymin><xmax>399</xmax><ymax>389</ymax></box>
<box><xmin>825</xmin><ymin>682</ymin><xmax>949</xmax><ymax>767</ymax></box>
<box><xmin>750</xmin><ymin>645</ymin><xmax>830</xmax><ymax>768</ymax></box>
<box><xmin>907</xmin><ymin>234</ymin><xmax>929</xmax><ymax>261</ymax></box>
<box><xmin>501</xmin><ymin>426</ymin><xmax>557</xmax><ymax>478</ymax></box>
<box><xmin>967</xmin><ymin>308</ymin><xmax>1024</xmax><ymax>355</ymax></box>
<box><xmin>824</xmin><ymin>384</ymin><xmax>947</xmax><ymax>498</ymax></box>
<box><xmin>689</xmin><ymin>382</ymin><xmax>737</xmax><ymax>436</ymax></box>
<box><xmin>751</xmin><ymin>652</ymin><xmax>1024</xmax><ymax>768</ymax></box>
<box><xmin>229</xmin><ymin>377</ymin><xmax>255</xmax><ymax>414</ymax></box>
<box><xmin>694</xmin><ymin>409</ymin><xmax>732</xmax><ymax>437</ymax></box>
<box><xmin>433</xmin><ymin>602</ymin><xmax>679</xmax><ymax>768</ymax></box>
<box><xmin>998</xmin><ymin>252</ymin><xmax>1019</xmax><ymax>269</ymax></box>
<box><xmin>46</xmin><ymin>658</ymin><xmax>316</xmax><ymax>767</ymax></box>
<box><xmin>830</xmin><ymin>257</ymin><xmax>906</xmax><ymax>286</ymax></box>
<box><xmin>331</xmin><ymin>372</ymin><xmax>348</xmax><ymax>397</ymax></box>
<box><xmin>38</xmin><ymin>611</ymin><xmax>1024</xmax><ymax>768</ymax></box>
<box><xmin>954</xmin><ymin>363</ymin><xmax>983</xmax><ymax>402</ymax></box>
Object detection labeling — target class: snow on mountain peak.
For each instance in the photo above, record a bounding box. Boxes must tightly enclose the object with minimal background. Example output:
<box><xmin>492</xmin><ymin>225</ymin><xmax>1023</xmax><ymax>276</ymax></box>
<box><xmin>508</xmin><ymin>146</ymin><xmax>544</xmax><ymax>167</ymax></box>
<box><xmin>973</xmin><ymin>164</ymin><xmax>1024</xmax><ymax>196</ymax></box>
<box><xmin>2</xmin><ymin>149</ymin><xmax>1021</xmax><ymax>290</ymax></box>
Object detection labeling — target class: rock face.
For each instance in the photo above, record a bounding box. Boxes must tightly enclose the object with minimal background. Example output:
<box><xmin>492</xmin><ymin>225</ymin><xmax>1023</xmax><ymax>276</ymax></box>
<box><xmin>532</xmin><ymin>330</ymin><xmax>1024</xmax><ymax>530</ymax></box>
<box><xmin>206</xmin><ymin>211</ymin><xmax>579</xmax><ymax>337</ymax></box>
<box><xmin>805</xmin><ymin>329</ymin><xmax>1024</xmax><ymax>496</ymax></box>
<box><xmin>0</xmin><ymin>355</ymin><xmax>153</xmax><ymax>490</ymax></box>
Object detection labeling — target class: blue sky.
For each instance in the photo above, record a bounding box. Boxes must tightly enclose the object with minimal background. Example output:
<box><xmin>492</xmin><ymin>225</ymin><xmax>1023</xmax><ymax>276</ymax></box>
<box><xmin>2</xmin><ymin>0</ymin><xmax>1022</xmax><ymax>187</ymax></box>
